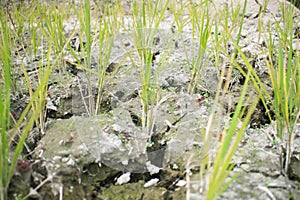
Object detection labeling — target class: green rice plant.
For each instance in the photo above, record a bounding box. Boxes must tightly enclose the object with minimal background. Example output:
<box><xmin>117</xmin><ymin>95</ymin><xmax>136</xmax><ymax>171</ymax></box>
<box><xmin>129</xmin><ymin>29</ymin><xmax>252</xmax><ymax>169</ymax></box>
<box><xmin>186</xmin><ymin>0</ymin><xmax>213</xmax><ymax>94</ymax></box>
<box><xmin>38</xmin><ymin>2</ymin><xmax>68</xmax><ymax>56</ymax></box>
<box><xmin>28</xmin><ymin>6</ymin><xmax>40</xmax><ymax>58</ymax></box>
<box><xmin>213</xmin><ymin>0</ymin><xmax>271</xmax><ymax>116</ymax></box>
<box><xmin>83</xmin><ymin>0</ymin><xmax>91</xmax><ymax>77</ymax></box>
<box><xmin>72</xmin><ymin>0</ymin><xmax>97</xmax><ymax>115</ymax></box>
<box><xmin>225</xmin><ymin>1</ymin><xmax>299</xmax><ymax>175</ymax></box>
<box><xmin>215</xmin><ymin>0</ymin><xmax>247</xmax><ymax>60</ymax></box>
<box><xmin>4</xmin><ymin>2</ymin><xmax>45</xmax><ymax>135</ymax></box>
<box><xmin>232</xmin><ymin>0</ymin><xmax>247</xmax><ymax>59</ymax></box>
<box><xmin>4</xmin><ymin>1</ymin><xmax>43</xmax><ymax>60</ymax></box>
<box><xmin>130</xmin><ymin>0</ymin><xmax>170</xmax><ymax>132</ymax></box>
<box><xmin>71</xmin><ymin>1</ymin><xmax>121</xmax><ymax>115</ymax></box>
<box><xmin>208</xmin><ymin>0</ymin><xmax>247</xmax><ymax>76</ymax></box>
<box><xmin>212</xmin><ymin>16</ymin><xmax>221</xmax><ymax>70</ymax></box>
<box><xmin>207</xmin><ymin>0</ymin><xmax>298</xmax><ymax>191</ymax></box>
<box><xmin>0</xmin><ymin>9</ymin><xmax>13</xmax><ymax>200</ymax></box>
<box><xmin>169</xmin><ymin>0</ymin><xmax>189</xmax><ymax>31</ymax></box>
<box><xmin>0</xmin><ymin>3</ymin><xmax>75</xmax><ymax>198</ymax></box>
<box><xmin>21</xmin><ymin>1</ymin><xmax>70</xmax><ymax>133</ymax></box>
<box><xmin>265</xmin><ymin>3</ymin><xmax>300</xmax><ymax>173</ymax></box>
<box><xmin>94</xmin><ymin>4</ymin><xmax>120</xmax><ymax>114</ymax></box>
<box><xmin>256</xmin><ymin>0</ymin><xmax>270</xmax><ymax>42</ymax></box>
<box><xmin>170</xmin><ymin>0</ymin><xmax>213</xmax><ymax>94</ymax></box>
<box><xmin>0</xmin><ymin>8</ymin><xmax>49</xmax><ymax>199</ymax></box>
<box><xmin>8</xmin><ymin>5</ymin><xmax>25</xmax><ymax>37</ymax></box>
<box><xmin>200</xmin><ymin>67</ymin><xmax>259</xmax><ymax>200</ymax></box>
<box><xmin>196</xmin><ymin>1</ymin><xmax>263</xmax><ymax>198</ymax></box>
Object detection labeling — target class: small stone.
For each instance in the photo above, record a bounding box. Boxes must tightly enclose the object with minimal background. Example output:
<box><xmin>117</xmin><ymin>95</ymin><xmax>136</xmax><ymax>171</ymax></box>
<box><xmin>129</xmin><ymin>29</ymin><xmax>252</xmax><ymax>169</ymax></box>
<box><xmin>146</xmin><ymin>161</ymin><xmax>161</xmax><ymax>175</ymax></box>
<box><xmin>53</xmin><ymin>156</ymin><xmax>62</xmax><ymax>161</ymax></box>
<box><xmin>122</xmin><ymin>160</ymin><xmax>129</xmax><ymax>165</ymax></box>
<box><xmin>144</xmin><ymin>178</ymin><xmax>159</xmax><ymax>188</ymax></box>
<box><xmin>61</xmin><ymin>157</ymin><xmax>69</xmax><ymax>163</ymax></box>
<box><xmin>66</xmin><ymin>159</ymin><xmax>75</xmax><ymax>166</ymax></box>
<box><xmin>176</xmin><ymin>180</ymin><xmax>186</xmax><ymax>187</ymax></box>
<box><xmin>116</xmin><ymin>172</ymin><xmax>131</xmax><ymax>185</ymax></box>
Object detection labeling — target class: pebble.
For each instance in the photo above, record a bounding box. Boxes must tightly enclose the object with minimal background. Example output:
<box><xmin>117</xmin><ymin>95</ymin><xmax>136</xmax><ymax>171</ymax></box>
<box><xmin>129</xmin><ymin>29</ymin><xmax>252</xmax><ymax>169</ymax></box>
<box><xmin>144</xmin><ymin>178</ymin><xmax>159</xmax><ymax>188</ymax></box>
<box><xmin>116</xmin><ymin>172</ymin><xmax>131</xmax><ymax>185</ymax></box>
<box><xmin>176</xmin><ymin>180</ymin><xmax>186</xmax><ymax>187</ymax></box>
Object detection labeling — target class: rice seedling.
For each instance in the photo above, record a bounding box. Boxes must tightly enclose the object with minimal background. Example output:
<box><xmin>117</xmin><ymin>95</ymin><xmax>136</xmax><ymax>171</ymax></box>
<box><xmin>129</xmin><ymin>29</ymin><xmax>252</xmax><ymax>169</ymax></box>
<box><xmin>130</xmin><ymin>0</ymin><xmax>170</xmax><ymax>134</ymax></box>
<box><xmin>265</xmin><ymin>3</ymin><xmax>300</xmax><ymax>173</ymax></box>
<box><xmin>200</xmin><ymin>67</ymin><xmax>259</xmax><ymax>200</ymax></box>
<box><xmin>0</xmin><ymin>2</ymin><xmax>74</xmax><ymax>198</ymax></box>
<box><xmin>31</xmin><ymin>3</ymin><xmax>70</xmax><ymax>133</ymax></box>
<box><xmin>221</xmin><ymin>0</ymin><xmax>299</xmax><ymax>175</ymax></box>
<box><xmin>214</xmin><ymin>0</ymin><xmax>271</xmax><ymax>117</ymax></box>
<box><xmin>76</xmin><ymin>0</ymin><xmax>94</xmax><ymax>115</ymax></box>
<box><xmin>0</xmin><ymin>9</ymin><xmax>13</xmax><ymax>200</ymax></box>
<box><xmin>194</xmin><ymin>1</ymin><xmax>261</xmax><ymax>199</ymax></box>
<box><xmin>169</xmin><ymin>0</ymin><xmax>213</xmax><ymax>94</ymax></box>
<box><xmin>186</xmin><ymin>0</ymin><xmax>213</xmax><ymax>94</ymax></box>
<box><xmin>93</xmin><ymin>4</ymin><xmax>121</xmax><ymax>114</ymax></box>
<box><xmin>71</xmin><ymin>0</ymin><xmax>120</xmax><ymax>116</ymax></box>
<box><xmin>199</xmin><ymin>2</ymin><xmax>299</xmax><ymax>199</ymax></box>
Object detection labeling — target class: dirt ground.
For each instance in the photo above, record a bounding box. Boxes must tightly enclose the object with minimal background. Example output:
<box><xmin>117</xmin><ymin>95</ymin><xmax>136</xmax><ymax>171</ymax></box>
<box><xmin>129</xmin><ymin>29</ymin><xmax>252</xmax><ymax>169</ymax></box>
<box><xmin>6</xmin><ymin>0</ymin><xmax>300</xmax><ymax>199</ymax></box>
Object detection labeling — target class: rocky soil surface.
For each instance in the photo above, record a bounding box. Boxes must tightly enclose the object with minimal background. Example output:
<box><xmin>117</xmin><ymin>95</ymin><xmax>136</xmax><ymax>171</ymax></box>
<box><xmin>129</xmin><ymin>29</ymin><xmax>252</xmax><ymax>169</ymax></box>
<box><xmin>6</xmin><ymin>0</ymin><xmax>300</xmax><ymax>199</ymax></box>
